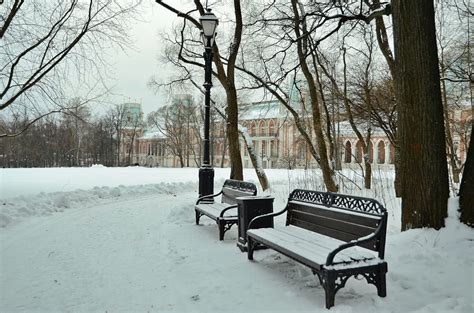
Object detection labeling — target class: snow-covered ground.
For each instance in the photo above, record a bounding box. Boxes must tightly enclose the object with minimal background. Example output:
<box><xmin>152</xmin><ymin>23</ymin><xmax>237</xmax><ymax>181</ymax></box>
<box><xmin>0</xmin><ymin>167</ymin><xmax>472</xmax><ymax>312</ymax></box>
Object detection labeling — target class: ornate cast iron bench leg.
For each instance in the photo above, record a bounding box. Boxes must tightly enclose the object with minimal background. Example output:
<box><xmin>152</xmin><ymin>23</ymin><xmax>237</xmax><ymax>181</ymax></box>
<box><xmin>195</xmin><ymin>210</ymin><xmax>202</xmax><ymax>225</ymax></box>
<box><xmin>217</xmin><ymin>219</ymin><xmax>236</xmax><ymax>241</ymax></box>
<box><xmin>218</xmin><ymin>218</ymin><xmax>225</xmax><ymax>240</ymax></box>
<box><xmin>247</xmin><ymin>237</ymin><xmax>256</xmax><ymax>260</ymax></box>
<box><xmin>376</xmin><ymin>264</ymin><xmax>387</xmax><ymax>297</ymax></box>
<box><xmin>322</xmin><ymin>271</ymin><xmax>336</xmax><ymax>309</ymax></box>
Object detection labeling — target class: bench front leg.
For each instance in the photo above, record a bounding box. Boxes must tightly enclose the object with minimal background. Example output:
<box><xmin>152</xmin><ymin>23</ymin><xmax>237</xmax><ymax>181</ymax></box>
<box><xmin>377</xmin><ymin>271</ymin><xmax>387</xmax><ymax>297</ymax></box>
<box><xmin>322</xmin><ymin>271</ymin><xmax>336</xmax><ymax>309</ymax></box>
<box><xmin>218</xmin><ymin>219</ymin><xmax>226</xmax><ymax>240</ymax></box>
<box><xmin>247</xmin><ymin>236</ymin><xmax>255</xmax><ymax>260</ymax></box>
<box><xmin>376</xmin><ymin>263</ymin><xmax>387</xmax><ymax>297</ymax></box>
<box><xmin>195</xmin><ymin>210</ymin><xmax>203</xmax><ymax>225</ymax></box>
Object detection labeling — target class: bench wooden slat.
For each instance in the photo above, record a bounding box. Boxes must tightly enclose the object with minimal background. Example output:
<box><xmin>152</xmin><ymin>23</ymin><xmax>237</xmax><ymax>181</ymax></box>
<box><xmin>291</xmin><ymin>216</ymin><xmax>377</xmax><ymax>251</ymax></box>
<box><xmin>289</xmin><ymin>201</ymin><xmax>380</xmax><ymax>228</ymax></box>
<box><xmin>288</xmin><ymin>201</ymin><xmax>381</xmax><ymax>252</ymax></box>
<box><xmin>290</xmin><ymin>209</ymin><xmax>376</xmax><ymax>237</ymax></box>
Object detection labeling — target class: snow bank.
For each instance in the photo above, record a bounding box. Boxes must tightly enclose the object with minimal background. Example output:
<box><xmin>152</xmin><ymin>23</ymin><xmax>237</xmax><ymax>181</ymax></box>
<box><xmin>91</xmin><ymin>164</ymin><xmax>105</xmax><ymax>167</ymax></box>
<box><xmin>380</xmin><ymin>198</ymin><xmax>473</xmax><ymax>312</ymax></box>
<box><xmin>1</xmin><ymin>167</ymin><xmax>281</xmax><ymax>198</ymax></box>
<box><xmin>0</xmin><ymin>182</ymin><xmax>196</xmax><ymax>228</ymax></box>
<box><xmin>0</xmin><ymin>167</ymin><xmax>402</xmax><ymax>230</ymax></box>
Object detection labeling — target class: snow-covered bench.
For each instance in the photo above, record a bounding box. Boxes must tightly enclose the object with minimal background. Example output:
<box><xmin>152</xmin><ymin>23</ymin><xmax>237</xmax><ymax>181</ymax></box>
<box><xmin>246</xmin><ymin>189</ymin><xmax>388</xmax><ymax>309</ymax></box>
<box><xmin>195</xmin><ymin>179</ymin><xmax>257</xmax><ymax>240</ymax></box>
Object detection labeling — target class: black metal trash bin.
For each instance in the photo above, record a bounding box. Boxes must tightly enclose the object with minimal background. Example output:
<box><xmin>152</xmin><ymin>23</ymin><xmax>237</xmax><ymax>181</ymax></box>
<box><xmin>236</xmin><ymin>196</ymin><xmax>274</xmax><ymax>252</ymax></box>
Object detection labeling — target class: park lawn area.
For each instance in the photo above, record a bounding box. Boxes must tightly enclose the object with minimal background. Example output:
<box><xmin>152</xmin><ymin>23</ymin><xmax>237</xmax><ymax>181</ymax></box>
<box><xmin>0</xmin><ymin>167</ymin><xmax>472</xmax><ymax>312</ymax></box>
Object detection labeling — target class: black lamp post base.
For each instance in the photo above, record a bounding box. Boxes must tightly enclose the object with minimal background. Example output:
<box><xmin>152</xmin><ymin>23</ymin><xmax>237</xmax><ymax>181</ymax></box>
<box><xmin>199</xmin><ymin>166</ymin><xmax>214</xmax><ymax>201</ymax></box>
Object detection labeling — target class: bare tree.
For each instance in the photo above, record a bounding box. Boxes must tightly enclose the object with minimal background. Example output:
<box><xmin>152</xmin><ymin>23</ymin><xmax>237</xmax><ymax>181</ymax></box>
<box><xmin>153</xmin><ymin>0</ymin><xmax>392</xmax><ymax>191</ymax></box>
<box><xmin>436</xmin><ymin>0</ymin><xmax>472</xmax><ymax>184</ymax></box>
<box><xmin>342</xmin><ymin>44</ymin><xmax>374</xmax><ymax>189</ymax></box>
<box><xmin>0</xmin><ymin>0</ymin><xmax>141</xmax><ymax>137</ymax></box>
<box><xmin>363</xmin><ymin>0</ymin><xmax>403</xmax><ymax>196</ymax></box>
<box><xmin>148</xmin><ymin>98</ymin><xmax>200</xmax><ymax>168</ymax></box>
<box><xmin>234</xmin><ymin>0</ymin><xmax>393</xmax><ymax>191</ymax></box>
<box><xmin>125</xmin><ymin>114</ymin><xmax>144</xmax><ymax>166</ymax></box>
<box><xmin>289</xmin><ymin>0</ymin><xmax>338</xmax><ymax>191</ymax></box>
<box><xmin>312</xmin><ymin>32</ymin><xmax>381</xmax><ymax>190</ymax></box>
<box><xmin>106</xmin><ymin>104</ymin><xmax>127</xmax><ymax>166</ymax></box>
<box><xmin>0</xmin><ymin>107</ymin><xmax>116</xmax><ymax>167</ymax></box>
<box><xmin>62</xmin><ymin>99</ymin><xmax>91</xmax><ymax>166</ymax></box>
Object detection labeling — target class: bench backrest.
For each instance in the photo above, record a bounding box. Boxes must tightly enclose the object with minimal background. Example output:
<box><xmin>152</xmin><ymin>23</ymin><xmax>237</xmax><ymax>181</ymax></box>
<box><xmin>221</xmin><ymin>179</ymin><xmax>257</xmax><ymax>205</ymax></box>
<box><xmin>286</xmin><ymin>189</ymin><xmax>387</xmax><ymax>255</ymax></box>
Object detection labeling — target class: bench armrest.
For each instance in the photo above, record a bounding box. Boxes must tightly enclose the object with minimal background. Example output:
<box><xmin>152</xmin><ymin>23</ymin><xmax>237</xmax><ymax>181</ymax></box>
<box><xmin>219</xmin><ymin>204</ymin><xmax>238</xmax><ymax>218</ymax></box>
<box><xmin>196</xmin><ymin>190</ymin><xmax>223</xmax><ymax>205</ymax></box>
<box><xmin>325</xmin><ymin>214</ymin><xmax>387</xmax><ymax>266</ymax></box>
<box><xmin>247</xmin><ymin>207</ymin><xmax>288</xmax><ymax>230</ymax></box>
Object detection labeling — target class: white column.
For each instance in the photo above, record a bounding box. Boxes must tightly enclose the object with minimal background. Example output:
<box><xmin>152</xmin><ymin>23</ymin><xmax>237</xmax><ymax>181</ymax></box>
<box><xmin>373</xmin><ymin>140</ymin><xmax>379</xmax><ymax>164</ymax></box>
<box><xmin>351</xmin><ymin>141</ymin><xmax>357</xmax><ymax>164</ymax></box>
<box><xmin>385</xmin><ymin>142</ymin><xmax>391</xmax><ymax>164</ymax></box>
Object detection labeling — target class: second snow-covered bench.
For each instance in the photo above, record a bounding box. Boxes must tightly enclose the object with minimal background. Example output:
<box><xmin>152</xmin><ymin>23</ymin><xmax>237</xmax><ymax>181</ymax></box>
<box><xmin>195</xmin><ymin>179</ymin><xmax>257</xmax><ymax>240</ymax></box>
<box><xmin>246</xmin><ymin>189</ymin><xmax>388</xmax><ymax>309</ymax></box>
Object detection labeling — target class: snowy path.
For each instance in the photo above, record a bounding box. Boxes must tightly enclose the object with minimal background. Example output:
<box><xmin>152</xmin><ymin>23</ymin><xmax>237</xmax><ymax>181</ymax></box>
<box><xmin>1</xmin><ymin>187</ymin><xmax>473</xmax><ymax>313</ymax></box>
<box><xmin>1</xmin><ymin>192</ymin><xmax>318</xmax><ymax>312</ymax></box>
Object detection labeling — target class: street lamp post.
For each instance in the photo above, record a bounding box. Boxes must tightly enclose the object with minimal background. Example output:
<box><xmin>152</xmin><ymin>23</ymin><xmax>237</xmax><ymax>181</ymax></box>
<box><xmin>198</xmin><ymin>9</ymin><xmax>218</xmax><ymax>201</ymax></box>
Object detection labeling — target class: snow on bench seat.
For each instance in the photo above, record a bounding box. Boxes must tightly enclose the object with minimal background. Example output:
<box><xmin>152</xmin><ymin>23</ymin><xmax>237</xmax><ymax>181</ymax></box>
<box><xmin>195</xmin><ymin>202</ymin><xmax>237</xmax><ymax>220</ymax></box>
<box><xmin>247</xmin><ymin>225</ymin><xmax>378</xmax><ymax>270</ymax></box>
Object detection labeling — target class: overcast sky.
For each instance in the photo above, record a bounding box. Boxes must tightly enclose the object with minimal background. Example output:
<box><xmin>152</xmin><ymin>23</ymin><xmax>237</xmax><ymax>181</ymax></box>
<box><xmin>104</xmin><ymin>1</ymin><xmax>190</xmax><ymax>115</ymax></box>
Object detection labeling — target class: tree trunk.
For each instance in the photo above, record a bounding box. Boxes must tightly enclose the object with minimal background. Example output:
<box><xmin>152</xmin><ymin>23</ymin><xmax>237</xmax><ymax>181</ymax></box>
<box><xmin>239</xmin><ymin>126</ymin><xmax>269</xmax><ymax>191</ymax></box>
<box><xmin>392</xmin><ymin>0</ymin><xmax>449</xmax><ymax>230</ymax></box>
<box><xmin>116</xmin><ymin>133</ymin><xmax>121</xmax><ymax>166</ymax></box>
<box><xmin>364</xmin><ymin>161</ymin><xmax>372</xmax><ymax>189</ymax></box>
<box><xmin>459</xmin><ymin>127</ymin><xmax>473</xmax><ymax>227</ymax></box>
<box><xmin>247</xmin><ymin>148</ymin><xmax>269</xmax><ymax>191</ymax></box>
<box><xmin>220</xmin><ymin>133</ymin><xmax>227</xmax><ymax>168</ymax></box>
<box><xmin>226</xmin><ymin>88</ymin><xmax>243</xmax><ymax>180</ymax></box>
<box><xmin>364</xmin><ymin>131</ymin><xmax>373</xmax><ymax>189</ymax></box>
<box><xmin>179</xmin><ymin>153</ymin><xmax>185</xmax><ymax>168</ymax></box>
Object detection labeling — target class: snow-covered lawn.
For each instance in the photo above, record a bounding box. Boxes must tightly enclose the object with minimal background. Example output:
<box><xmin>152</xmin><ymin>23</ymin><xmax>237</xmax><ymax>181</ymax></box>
<box><xmin>1</xmin><ymin>167</ymin><xmax>472</xmax><ymax>312</ymax></box>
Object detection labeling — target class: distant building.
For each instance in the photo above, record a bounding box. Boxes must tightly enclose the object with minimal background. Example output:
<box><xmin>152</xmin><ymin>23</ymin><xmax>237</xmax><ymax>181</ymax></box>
<box><xmin>119</xmin><ymin>102</ymin><xmax>144</xmax><ymax>165</ymax></box>
<box><xmin>213</xmin><ymin>100</ymin><xmax>396</xmax><ymax>169</ymax></box>
<box><xmin>213</xmin><ymin>100</ymin><xmax>471</xmax><ymax>170</ymax></box>
<box><xmin>123</xmin><ymin>102</ymin><xmax>143</xmax><ymax>127</ymax></box>
<box><xmin>135</xmin><ymin>129</ymin><xmax>169</xmax><ymax>167</ymax></box>
<box><xmin>119</xmin><ymin>97</ymin><xmax>471</xmax><ymax>170</ymax></box>
<box><xmin>126</xmin><ymin>95</ymin><xmax>200</xmax><ymax>167</ymax></box>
